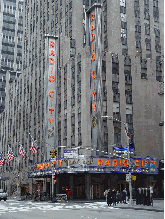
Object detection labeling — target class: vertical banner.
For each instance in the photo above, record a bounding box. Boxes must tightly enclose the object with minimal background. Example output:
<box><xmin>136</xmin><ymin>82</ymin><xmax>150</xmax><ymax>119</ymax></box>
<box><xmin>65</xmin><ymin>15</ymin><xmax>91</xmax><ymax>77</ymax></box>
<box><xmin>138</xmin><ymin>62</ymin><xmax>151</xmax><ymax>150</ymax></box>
<box><xmin>86</xmin><ymin>4</ymin><xmax>102</xmax><ymax>155</ymax></box>
<box><xmin>45</xmin><ymin>35</ymin><xmax>58</xmax><ymax>159</ymax></box>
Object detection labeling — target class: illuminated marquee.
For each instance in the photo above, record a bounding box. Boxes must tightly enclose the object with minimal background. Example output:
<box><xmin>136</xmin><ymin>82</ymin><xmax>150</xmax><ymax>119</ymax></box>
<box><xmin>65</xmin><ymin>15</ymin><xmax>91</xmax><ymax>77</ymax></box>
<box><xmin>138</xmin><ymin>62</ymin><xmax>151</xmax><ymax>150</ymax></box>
<box><xmin>32</xmin><ymin>157</ymin><xmax>157</xmax><ymax>172</ymax></box>
<box><xmin>98</xmin><ymin>158</ymin><xmax>157</xmax><ymax>167</ymax></box>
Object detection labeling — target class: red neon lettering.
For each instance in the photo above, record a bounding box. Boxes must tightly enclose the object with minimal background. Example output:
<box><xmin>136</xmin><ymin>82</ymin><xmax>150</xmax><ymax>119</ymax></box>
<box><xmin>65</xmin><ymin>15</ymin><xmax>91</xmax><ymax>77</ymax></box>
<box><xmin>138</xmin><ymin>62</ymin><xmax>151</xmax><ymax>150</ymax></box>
<box><xmin>59</xmin><ymin>159</ymin><xmax>63</xmax><ymax>166</ymax></box>
<box><xmin>91</xmin><ymin>33</ymin><xmax>95</xmax><ymax>42</ymax></box>
<box><xmin>49</xmin><ymin>50</ymin><xmax>55</xmax><ymax>56</ymax></box>
<box><xmin>98</xmin><ymin>159</ymin><xmax>103</xmax><ymax>166</ymax></box>
<box><xmin>51</xmin><ymin>67</ymin><xmax>53</xmax><ymax>73</ymax></box>
<box><xmin>49</xmin><ymin>90</ymin><xmax>54</xmax><ymax>97</ymax></box>
<box><xmin>49</xmin><ymin>75</ymin><xmax>55</xmax><ymax>82</ymax></box>
<box><xmin>49</xmin><ymin>58</ymin><xmax>55</xmax><ymax>64</ymax></box>
<box><xmin>91</xmin><ymin>13</ymin><xmax>95</xmax><ymax>22</ymax></box>
<box><xmin>135</xmin><ymin>160</ymin><xmax>140</xmax><ymax>167</ymax></box>
<box><xmin>92</xmin><ymin>43</ymin><xmax>94</xmax><ymax>51</ymax></box>
<box><xmin>105</xmin><ymin>159</ymin><xmax>110</xmax><ymax>166</ymax></box>
<box><xmin>92</xmin><ymin>103</ymin><xmax>96</xmax><ymax>112</ymax></box>
<box><xmin>91</xmin><ymin>24</ymin><xmax>95</xmax><ymax>31</ymax></box>
<box><xmin>93</xmin><ymin>81</ymin><xmax>95</xmax><ymax>90</ymax></box>
<box><xmin>49</xmin><ymin>108</ymin><xmax>54</xmax><ymax>116</ymax></box>
<box><xmin>50</xmin><ymin>41</ymin><xmax>55</xmax><ymax>48</ymax></box>
<box><xmin>91</xmin><ymin>53</ymin><xmax>95</xmax><ymax>61</ymax></box>
<box><xmin>51</xmin><ymin>99</ymin><xmax>53</xmax><ymax>106</ymax></box>
<box><xmin>92</xmin><ymin>92</ymin><xmax>96</xmax><ymax>100</ymax></box>
<box><xmin>112</xmin><ymin>159</ymin><xmax>118</xmax><ymax>166</ymax></box>
<box><xmin>119</xmin><ymin>160</ymin><xmax>121</xmax><ymax>166</ymax></box>
<box><xmin>151</xmin><ymin>161</ymin><xmax>156</xmax><ymax>165</ymax></box>
<box><xmin>123</xmin><ymin>159</ymin><xmax>129</xmax><ymax>167</ymax></box>
<box><xmin>92</xmin><ymin>70</ymin><xmax>95</xmax><ymax>79</ymax></box>
<box><xmin>48</xmin><ymin>118</ymin><xmax>54</xmax><ymax>125</ymax></box>
<box><xmin>141</xmin><ymin>160</ymin><xmax>144</xmax><ymax>167</ymax></box>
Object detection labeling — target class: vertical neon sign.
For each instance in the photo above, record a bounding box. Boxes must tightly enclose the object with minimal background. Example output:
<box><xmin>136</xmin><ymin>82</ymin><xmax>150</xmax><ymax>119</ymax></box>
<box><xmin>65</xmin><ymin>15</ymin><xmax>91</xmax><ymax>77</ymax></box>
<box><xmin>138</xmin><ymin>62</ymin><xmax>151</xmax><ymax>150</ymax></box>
<box><xmin>87</xmin><ymin>4</ymin><xmax>102</xmax><ymax>155</ymax></box>
<box><xmin>45</xmin><ymin>36</ymin><xmax>58</xmax><ymax>160</ymax></box>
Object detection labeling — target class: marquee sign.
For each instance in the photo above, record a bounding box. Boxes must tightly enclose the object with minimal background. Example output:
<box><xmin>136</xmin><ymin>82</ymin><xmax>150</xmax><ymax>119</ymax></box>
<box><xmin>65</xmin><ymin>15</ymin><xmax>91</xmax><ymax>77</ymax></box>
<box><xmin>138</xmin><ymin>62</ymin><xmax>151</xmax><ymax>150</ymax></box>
<box><xmin>45</xmin><ymin>35</ymin><xmax>58</xmax><ymax>159</ymax></box>
<box><xmin>87</xmin><ymin>3</ymin><xmax>102</xmax><ymax>154</ymax></box>
<box><xmin>28</xmin><ymin>156</ymin><xmax>158</xmax><ymax>177</ymax></box>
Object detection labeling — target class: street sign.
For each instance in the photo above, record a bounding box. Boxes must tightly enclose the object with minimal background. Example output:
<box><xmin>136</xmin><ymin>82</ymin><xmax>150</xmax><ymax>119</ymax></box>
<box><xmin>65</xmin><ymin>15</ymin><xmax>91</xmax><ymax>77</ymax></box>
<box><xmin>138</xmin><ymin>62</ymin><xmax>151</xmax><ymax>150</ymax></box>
<box><xmin>126</xmin><ymin>174</ymin><xmax>131</xmax><ymax>182</ymax></box>
<box><xmin>64</xmin><ymin>150</ymin><xmax>78</xmax><ymax>158</ymax></box>
<box><xmin>51</xmin><ymin>158</ymin><xmax>56</xmax><ymax>161</ymax></box>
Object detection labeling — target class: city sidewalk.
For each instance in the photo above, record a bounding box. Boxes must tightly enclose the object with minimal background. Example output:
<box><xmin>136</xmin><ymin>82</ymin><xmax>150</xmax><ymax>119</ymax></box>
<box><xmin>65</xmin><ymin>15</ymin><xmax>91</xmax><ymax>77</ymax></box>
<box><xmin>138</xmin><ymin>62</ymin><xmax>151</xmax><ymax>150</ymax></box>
<box><xmin>113</xmin><ymin>199</ymin><xmax>164</xmax><ymax>212</ymax></box>
<box><xmin>68</xmin><ymin>199</ymin><xmax>164</xmax><ymax>212</ymax></box>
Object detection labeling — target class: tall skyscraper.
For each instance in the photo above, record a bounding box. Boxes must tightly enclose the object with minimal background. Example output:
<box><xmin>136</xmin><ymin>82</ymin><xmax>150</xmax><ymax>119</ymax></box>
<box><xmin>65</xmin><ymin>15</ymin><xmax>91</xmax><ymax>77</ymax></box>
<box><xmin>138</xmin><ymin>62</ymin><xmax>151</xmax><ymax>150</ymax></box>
<box><xmin>0</xmin><ymin>0</ymin><xmax>24</xmax><ymax>113</ymax></box>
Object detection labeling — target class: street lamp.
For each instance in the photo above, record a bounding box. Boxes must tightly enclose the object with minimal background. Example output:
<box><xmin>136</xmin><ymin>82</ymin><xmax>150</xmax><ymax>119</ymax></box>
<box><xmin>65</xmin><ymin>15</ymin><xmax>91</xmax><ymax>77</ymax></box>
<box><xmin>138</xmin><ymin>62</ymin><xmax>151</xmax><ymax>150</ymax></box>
<box><xmin>101</xmin><ymin>115</ymin><xmax>133</xmax><ymax>206</ymax></box>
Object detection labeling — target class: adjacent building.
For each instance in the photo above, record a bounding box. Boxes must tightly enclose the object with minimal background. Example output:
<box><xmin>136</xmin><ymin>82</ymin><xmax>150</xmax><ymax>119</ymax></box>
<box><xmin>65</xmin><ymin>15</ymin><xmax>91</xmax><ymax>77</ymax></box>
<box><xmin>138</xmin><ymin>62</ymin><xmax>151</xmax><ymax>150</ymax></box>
<box><xmin>0</xmin><ymin>0</ymin><xmax>164</xmax><ymax>199</ymax></box>
<box><xmin>0</xmin><ymin>0</ymin><xmax>24</xmax><ymax>113</ymax></box>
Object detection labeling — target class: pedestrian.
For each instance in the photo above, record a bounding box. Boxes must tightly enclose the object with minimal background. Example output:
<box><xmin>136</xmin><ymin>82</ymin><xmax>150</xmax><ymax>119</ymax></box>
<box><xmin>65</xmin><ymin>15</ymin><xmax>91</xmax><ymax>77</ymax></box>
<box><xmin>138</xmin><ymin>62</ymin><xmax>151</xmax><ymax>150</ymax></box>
<box><xmin>122</xmin><ymin>190</ymin><xmax>126</xmax><ymax>204</ymax></box>
<box><xmin>104</xmin><ymin>189</ymin><xmax>108</xmax><ymax>203</ymax></box>
<box><xmin>107</xmin><ymin>189</ymin><xmax>112</xmax><ymax>207</ymax></box>
<box><xmin>124</xmin><ymin>188</ymin><xmax>128</xmax><ymax>201</ymax></box>
<box><xmin>116</xmin><ymin>190</ymin><xmax>122</xmax><ymax>204</ymax></box>
<box><xmin>112</xmin><ymin>189</ymin><xmax>116</xmax><ymax>206</ymax></box>
<box><xmin>67</xmin><ymin>189</ymin><xmax>71</xmax><ymax>200</ymax></box>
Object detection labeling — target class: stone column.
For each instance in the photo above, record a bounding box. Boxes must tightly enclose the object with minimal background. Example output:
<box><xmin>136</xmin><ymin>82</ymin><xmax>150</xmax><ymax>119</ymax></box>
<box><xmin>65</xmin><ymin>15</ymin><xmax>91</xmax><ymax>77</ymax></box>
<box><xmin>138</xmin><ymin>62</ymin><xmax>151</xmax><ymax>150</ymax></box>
<box><xmin>55</xmin><ymin>175</ymin><xmax>60</xmax><ymax>194</ymax></box>
<box><xmin>29</xmin><ymin>178</ymin><xmax>32</xmax><ymax>195</ymax></box>
<box><xmin>108</xmin><ymin>178</ymin><xmax>111</xmax><ymax>189</ymax></box>
<box><xmin>85</xmin><ymin>174</ymin><xmax>91</xmax><ymax>200</ymax></box>
<box><xmin>70</xmin><ymin>175</ymin><xmax>73</xmax><ymax>200</ymax></box>
<box><xmin>43</xmin><ymin>178</ymin><xmax>46</xmax><ymax>193</ymax></box>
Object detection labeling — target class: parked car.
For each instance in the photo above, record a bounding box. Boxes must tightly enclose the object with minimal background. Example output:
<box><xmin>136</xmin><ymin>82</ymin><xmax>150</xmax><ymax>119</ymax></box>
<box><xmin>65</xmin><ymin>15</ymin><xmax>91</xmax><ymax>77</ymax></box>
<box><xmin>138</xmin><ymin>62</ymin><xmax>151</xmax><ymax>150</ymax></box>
<box><xmin>0</xmin><ymin>189</ymin><xmax>7</xmax><ymax>201</ymax></box>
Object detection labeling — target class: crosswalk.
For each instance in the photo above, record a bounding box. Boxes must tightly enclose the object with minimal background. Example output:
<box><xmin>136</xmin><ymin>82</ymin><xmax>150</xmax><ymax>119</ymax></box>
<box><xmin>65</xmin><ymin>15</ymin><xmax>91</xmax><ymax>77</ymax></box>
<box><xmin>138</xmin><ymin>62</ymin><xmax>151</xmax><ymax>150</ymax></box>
<box><xmin>0</xmin><ymin>200</ymin><xmax>119</xmax><ymax>215</ymax></box>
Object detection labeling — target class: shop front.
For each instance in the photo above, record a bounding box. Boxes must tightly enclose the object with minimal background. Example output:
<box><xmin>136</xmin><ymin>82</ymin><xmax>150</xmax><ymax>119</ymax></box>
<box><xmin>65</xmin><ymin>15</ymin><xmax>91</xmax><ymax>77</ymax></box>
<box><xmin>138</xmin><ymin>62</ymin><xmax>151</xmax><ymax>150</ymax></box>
<box><xmin>28</xmin><ymin>156</ymin><xmax>159</xmax><ymax>200</ymax></box>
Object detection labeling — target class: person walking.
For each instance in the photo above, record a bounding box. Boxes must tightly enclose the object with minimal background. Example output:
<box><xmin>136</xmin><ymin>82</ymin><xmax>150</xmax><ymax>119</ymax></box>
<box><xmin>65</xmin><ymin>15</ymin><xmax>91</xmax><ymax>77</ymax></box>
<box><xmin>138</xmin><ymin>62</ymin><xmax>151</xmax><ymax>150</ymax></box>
<box><xmin>122</xmin><ymin>190</ymin><xmax>127</xmax><ymax>204</ymax></box>
<box><xmin>124</xmin><ymin>188</ymin><xmax>128</xmax><ymax>202</ymax></box>
<box><xmin>104</xmin><ymin>189</ymin><xmax>108</xmax><ymax>203</ymax></box>
<box><xmin>112</xmin><ymin>189</ymin><xmax>116</xmax><ymax>206</ymax></box>
<box><xmin>67</xmin><ymin>189</ymin><xmax>71</xmax><ymax>200</ymax></box>
<box><xmin>116</xmin><ymin>190</ymin><xmax>122</xmax><ymax>204</ymax></box>
<box><xmin>107</xmin><ymin>189</ymin><xmax>112</xmax><ymax>207</ymax></box>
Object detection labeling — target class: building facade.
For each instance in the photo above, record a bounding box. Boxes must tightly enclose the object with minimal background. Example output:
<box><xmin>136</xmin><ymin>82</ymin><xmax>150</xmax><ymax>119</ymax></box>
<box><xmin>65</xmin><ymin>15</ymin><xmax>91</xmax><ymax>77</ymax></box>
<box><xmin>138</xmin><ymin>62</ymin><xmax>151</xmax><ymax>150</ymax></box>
<box><xmin>0</xmin><ymin>0</ymin><xmax>164</xmax><ymax>199</ymax></box>
<box><xmin>0</xmin><ymin>0</ymin><xmax>24</xmax><ymax>113</ymax></box>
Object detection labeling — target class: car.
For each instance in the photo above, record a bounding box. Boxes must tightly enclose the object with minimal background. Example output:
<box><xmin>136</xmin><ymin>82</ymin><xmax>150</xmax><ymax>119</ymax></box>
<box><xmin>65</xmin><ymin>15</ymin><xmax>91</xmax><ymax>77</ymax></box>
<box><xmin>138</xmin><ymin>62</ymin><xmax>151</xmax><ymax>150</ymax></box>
<box><xmin>0</xmin><ymin>189</ymin><xmax>7</xmax><ymax>201</ymax></box>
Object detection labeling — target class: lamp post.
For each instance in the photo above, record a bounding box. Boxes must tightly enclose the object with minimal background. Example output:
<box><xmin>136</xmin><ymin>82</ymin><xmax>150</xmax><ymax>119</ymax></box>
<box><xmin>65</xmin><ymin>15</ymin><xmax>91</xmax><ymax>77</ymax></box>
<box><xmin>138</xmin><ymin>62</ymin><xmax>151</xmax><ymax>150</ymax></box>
<box><xmin>101</xmin><ymin>115</ymin><xmax>133</xmax><ymax>206</ymax></box>
<box><xmin>51</xmin><ymin>146</ymin><xmax>66</xmax><ymax>201</ymax></box>
<box><xmin>17</xmin><ymin>173</ymin><xmax>19</xmax><ymax>199</ymax></box>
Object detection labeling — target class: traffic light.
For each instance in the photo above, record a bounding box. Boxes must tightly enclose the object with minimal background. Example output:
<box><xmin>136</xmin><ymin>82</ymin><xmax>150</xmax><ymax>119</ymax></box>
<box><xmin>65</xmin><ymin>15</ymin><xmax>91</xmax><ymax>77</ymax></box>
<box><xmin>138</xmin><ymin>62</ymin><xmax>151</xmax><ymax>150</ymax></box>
<box><xmin>50</xmin><ymin>150</ymin><xmax>57</xmax><ymax>158</ymax></box>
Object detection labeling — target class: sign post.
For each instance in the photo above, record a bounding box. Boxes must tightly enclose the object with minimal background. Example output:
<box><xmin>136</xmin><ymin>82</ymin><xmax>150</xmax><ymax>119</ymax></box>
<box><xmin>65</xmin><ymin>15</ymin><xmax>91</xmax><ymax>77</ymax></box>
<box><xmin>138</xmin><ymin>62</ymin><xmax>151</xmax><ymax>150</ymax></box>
<box><xmin>64</xmin><ymin>150</ymin><xmax>78</xmax><ymax>158</ymax></box>
<box><xmin>126</xmin><ymin>174</ymin><xmax>131</xmax><ymax>182</ymax></box>
<box><xmin>126</xmin><ymin>127</ymin><xmax>133</xmax><ymax>206</ymax></box>
<box><xmin>51</xmin><ymin>159</ymin><xmax>56</xmax><ymax>200</ymax></box>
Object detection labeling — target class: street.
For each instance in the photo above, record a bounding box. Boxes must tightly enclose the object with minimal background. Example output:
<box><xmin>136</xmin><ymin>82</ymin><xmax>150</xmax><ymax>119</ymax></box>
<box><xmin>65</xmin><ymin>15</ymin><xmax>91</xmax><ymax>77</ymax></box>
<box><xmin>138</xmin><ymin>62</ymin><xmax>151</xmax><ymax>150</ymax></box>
<box><xmin>0</xmin><ymin>199</ymin><xmax>163</xmax><ymax>219</ymax></box>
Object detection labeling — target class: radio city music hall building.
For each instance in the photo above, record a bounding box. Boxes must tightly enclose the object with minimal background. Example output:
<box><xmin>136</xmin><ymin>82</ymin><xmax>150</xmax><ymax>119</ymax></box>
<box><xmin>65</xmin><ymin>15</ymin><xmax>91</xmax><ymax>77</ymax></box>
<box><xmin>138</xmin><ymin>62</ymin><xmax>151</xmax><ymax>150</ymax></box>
<box><xmin>0</xmin><ymin>0</ymin><xmax>164</xmax><ymax>199</ymax></box>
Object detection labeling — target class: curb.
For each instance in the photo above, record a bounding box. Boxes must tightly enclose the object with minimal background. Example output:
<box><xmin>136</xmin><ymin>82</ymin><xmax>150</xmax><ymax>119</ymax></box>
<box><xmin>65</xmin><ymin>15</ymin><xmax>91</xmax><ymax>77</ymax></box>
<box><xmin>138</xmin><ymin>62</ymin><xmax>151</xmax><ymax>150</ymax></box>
<box><xmin>114</xmin><ymin>206</ymin><xmax>164</xmax><ymax>212</ymax></box>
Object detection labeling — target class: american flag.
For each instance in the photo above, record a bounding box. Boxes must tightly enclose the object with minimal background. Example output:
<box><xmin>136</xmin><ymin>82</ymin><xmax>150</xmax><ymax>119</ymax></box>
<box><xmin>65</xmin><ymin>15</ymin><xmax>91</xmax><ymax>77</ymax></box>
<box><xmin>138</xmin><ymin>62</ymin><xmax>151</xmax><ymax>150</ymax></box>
<box><xmin>19</xmin><ymin>145</ymin><xmax>25</xmax><ymax>158</ymax></box>
<box><xmin>0</xmin><ymin>159</ymin><xmax>4</xmax><ymax>167</ymax></box>
<box><xmin>0</xmin><ymin>152</ymin><xmax>2</xmax><ymax>160</ymax></box>
<box><xmin>30</xmin><ymin>140</ymin><xmax>37</xmax><ymax>154</ymax></box>
<box><xmin>7</xmin><ymin>147</ymin><xmax>14</xmax><ymax>161</ymax></box>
